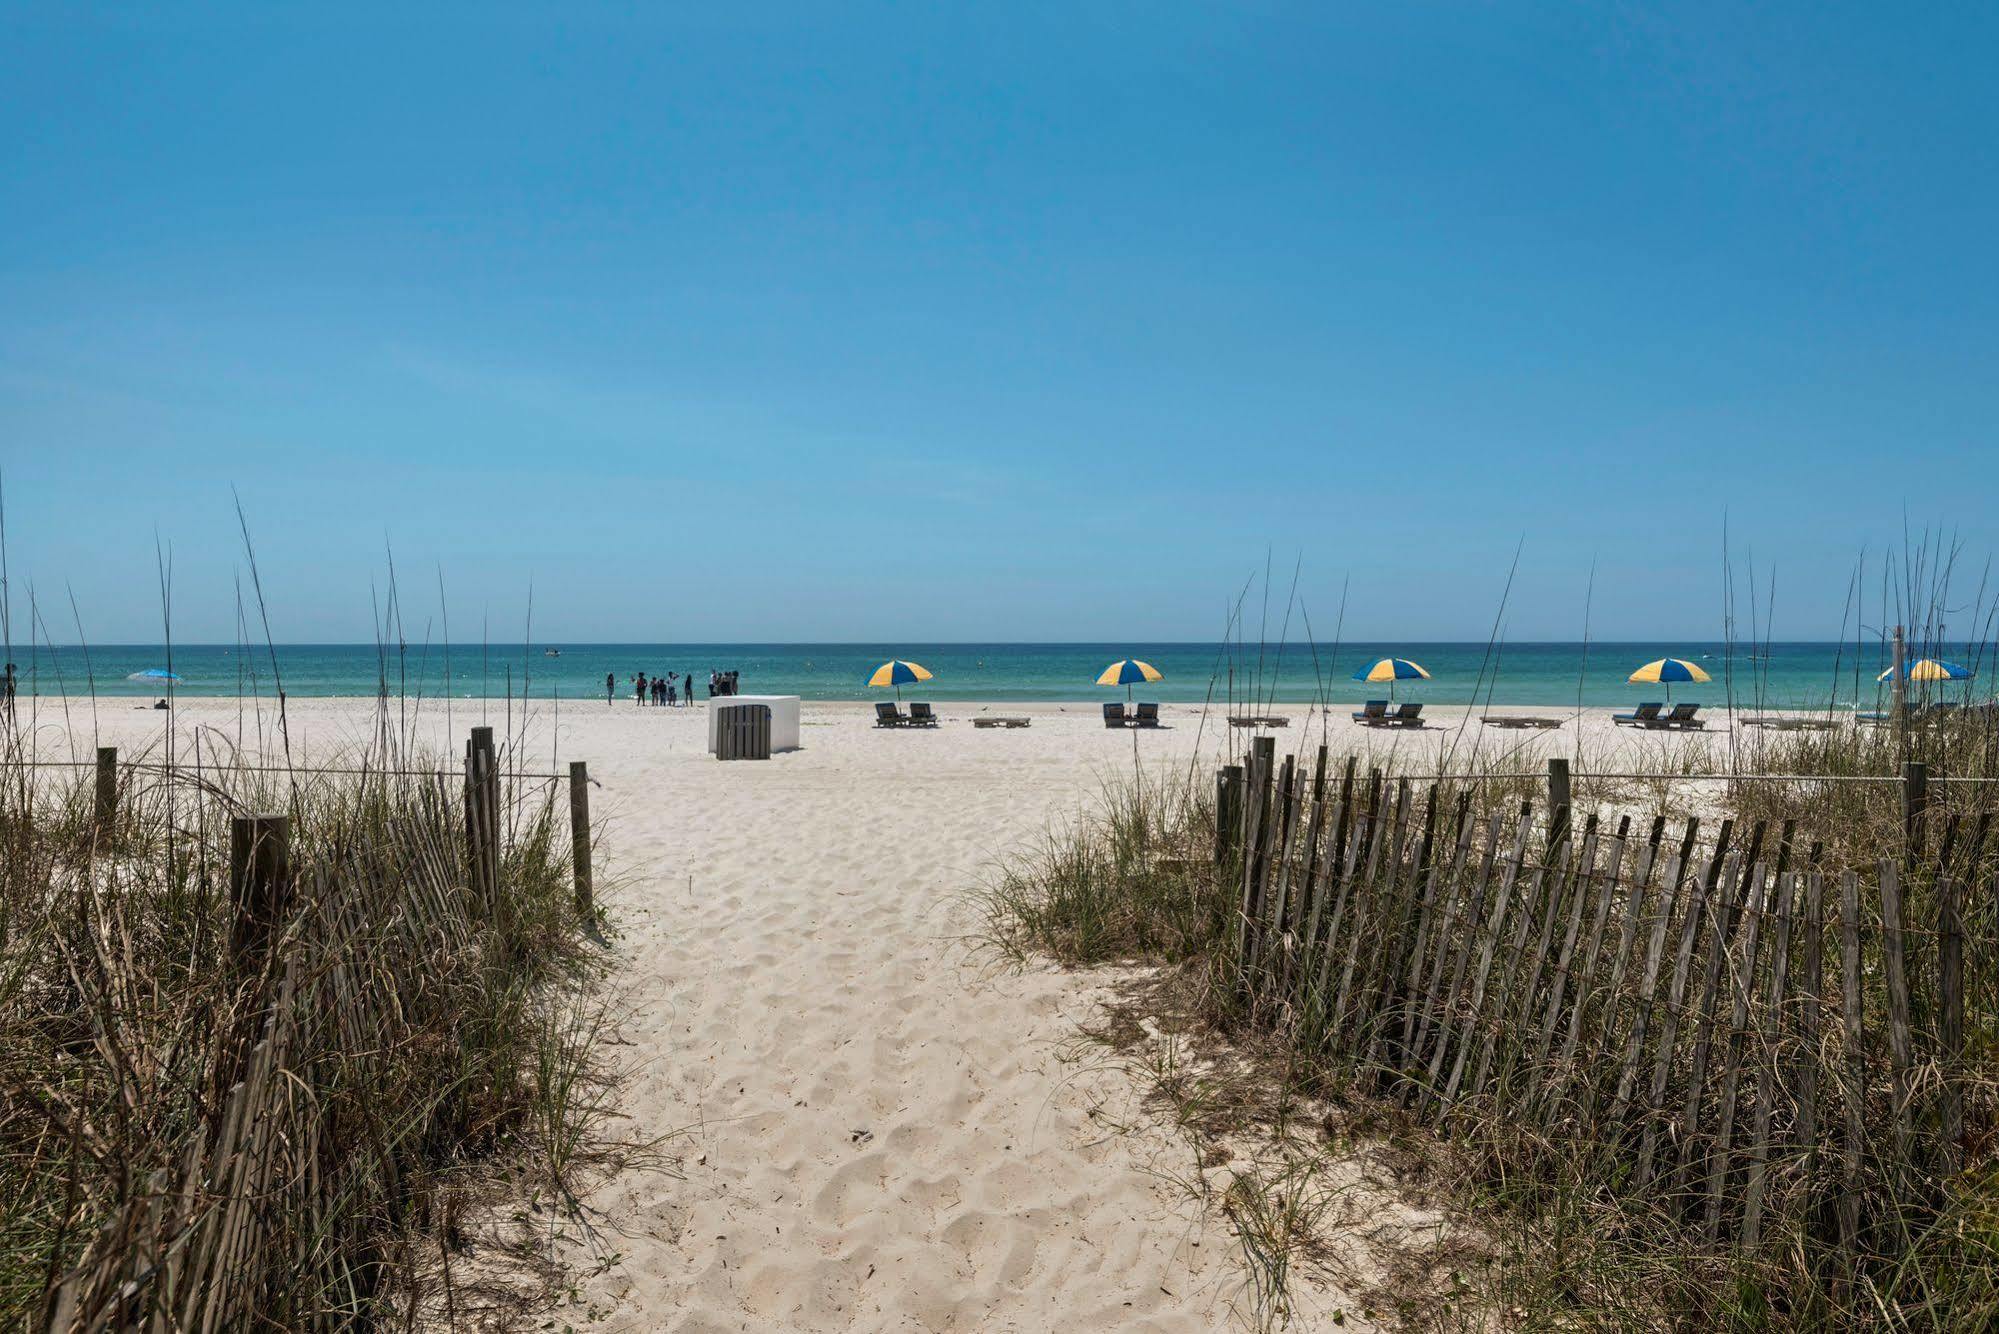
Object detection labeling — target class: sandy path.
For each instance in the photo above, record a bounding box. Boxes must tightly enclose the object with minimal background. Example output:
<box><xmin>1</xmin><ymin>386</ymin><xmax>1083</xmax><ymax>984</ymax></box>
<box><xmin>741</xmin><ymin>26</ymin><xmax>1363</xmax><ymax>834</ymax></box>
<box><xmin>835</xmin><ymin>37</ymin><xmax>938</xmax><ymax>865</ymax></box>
<box><xmin>565</xmin><ymin>703</ymin><xmax>1252</xmax><ymax>1331</ymax></box>
<box><xmin>47</xmin><ymin>694</ymin><xmax>1729</xmax><ymax>1330</ymax></box>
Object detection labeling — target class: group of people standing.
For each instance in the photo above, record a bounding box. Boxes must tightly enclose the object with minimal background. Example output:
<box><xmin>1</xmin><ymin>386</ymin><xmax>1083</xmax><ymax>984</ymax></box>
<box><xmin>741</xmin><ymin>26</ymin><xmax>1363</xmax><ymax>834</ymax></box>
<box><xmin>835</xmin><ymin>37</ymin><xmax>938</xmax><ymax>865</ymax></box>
<box><xmin>603</xmin><ymin>668</ymin><xmax>745</xmax><ymax>707</ymax></box>
<box><xmin>612</xmin><ymin>671</ymin><xmax>699</xmax><ymax>707</ymax></box>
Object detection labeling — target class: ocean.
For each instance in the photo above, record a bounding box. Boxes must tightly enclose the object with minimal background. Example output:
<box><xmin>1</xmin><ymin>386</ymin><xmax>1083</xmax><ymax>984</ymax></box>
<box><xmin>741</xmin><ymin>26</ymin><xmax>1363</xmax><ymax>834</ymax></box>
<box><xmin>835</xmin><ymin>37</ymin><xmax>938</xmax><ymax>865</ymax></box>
<box><xmin>3</xmin><ymin>641</ymin><xmax>1987</xmax><ymax>709</ymax></box>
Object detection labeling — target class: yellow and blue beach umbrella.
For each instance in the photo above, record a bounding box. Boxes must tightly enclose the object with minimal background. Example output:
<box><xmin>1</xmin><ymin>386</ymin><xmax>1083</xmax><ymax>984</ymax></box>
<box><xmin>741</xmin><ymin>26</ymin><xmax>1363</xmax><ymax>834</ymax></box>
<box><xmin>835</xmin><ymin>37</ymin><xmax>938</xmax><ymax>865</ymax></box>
<box><xmin>867</xmin><ymin>659</ymin><xmax>933</xmax><ymax>700</ymax></box>
<box><xmin>1097</xmin><ymin>658</ymin><xmax>1164</xmax><ymax>701</ymax></box>
<box><xmin>1628</xmin><ymin>657</ymin><xmax>1711</xmax><ymax>702</ymax></box>
<box><xmin>1878</xmin><ymin>659</ymin><xmax>1973</xmax><ymax>683</ymax></box>
<box><xmin>1352</xmin><ymin>657</ymin><xmax>1430</xmax><ymax>701</ymax></box>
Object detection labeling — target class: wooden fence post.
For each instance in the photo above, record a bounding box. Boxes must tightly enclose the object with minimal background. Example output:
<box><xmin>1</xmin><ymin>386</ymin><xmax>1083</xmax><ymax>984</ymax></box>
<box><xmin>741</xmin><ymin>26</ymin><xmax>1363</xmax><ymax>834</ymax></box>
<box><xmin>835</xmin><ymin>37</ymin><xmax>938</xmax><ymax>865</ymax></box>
<box><xmin>228</xmin><ymin>814</ymin><xmax>293</xmax><ymax>972</ymax></box>
<box><xmin>1234</xmin><ymin>737</ymin><xmax>1277</xmax><ymax>995</ymax></box>
<box><xmin>1547</xmin><ymin>757</ymin><xmax>1571</xmax><ymax>843</ymax></box>
<box><xmin>569</xmin><ymin>761</ymin><xmax>594</xmax><ymax>922</ymax></box>
<box><xmin>466</xmin><ymin>726</ymin><xmax>500</xmax><ymax>909</ymax></box>
<box><xmin>94</xmin><ymin>746</ymin><xmax>118</xmax><ymax>826</ymax></box>
<box><xmin>1891</xmin><ymin>623</ymin><xmax>1908</xmax><ymax>762</ymax></box>
<box><xmin>1902</xmin><ymin>760</ymin><xmax>1928</xmax><ymax>869</ymax></box>
<box><xmin>1215</xmin><ymin>765</ymin><xmax>1244</xmax><ymax>866</ymax></box>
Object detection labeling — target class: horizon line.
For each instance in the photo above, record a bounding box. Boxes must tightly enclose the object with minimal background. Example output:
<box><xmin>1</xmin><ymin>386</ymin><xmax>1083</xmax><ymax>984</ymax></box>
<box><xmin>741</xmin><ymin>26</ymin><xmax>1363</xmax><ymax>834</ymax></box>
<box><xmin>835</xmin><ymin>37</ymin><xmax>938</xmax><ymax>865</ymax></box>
<box><xmin>2</xmin><ymin>637</ymin><xmax>1959</xmax><ymax>650</ymax></box>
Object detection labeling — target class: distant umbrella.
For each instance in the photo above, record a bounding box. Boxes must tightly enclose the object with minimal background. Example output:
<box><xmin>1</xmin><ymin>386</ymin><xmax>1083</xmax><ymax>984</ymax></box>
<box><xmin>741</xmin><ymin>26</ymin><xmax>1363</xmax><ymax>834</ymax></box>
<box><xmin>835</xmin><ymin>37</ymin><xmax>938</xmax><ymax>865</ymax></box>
<box><xmin>1628</xmin><ymin>657</ymin><xmax>1710</xmax><ymax>703</ymax></box>
<box><xmin>1352</xmin><ymin>656</ymin><xmax>1430</xmax><ymax>701</ymax></box>
<box><xmin>1628</xmin><ymin>658</ymin><xmax>1709</xmax><ymax>684</ymax></box>
<box><xmin>867</xmin><ymin>659</ymin><xmax>933</xmax><ymax>701</ymax></box>
<box><xmin>1096</xmin><ymin>658</ymin><xmax>1163</xmax><ymax>701</ymax></box>
<box><xmin>1877</xmin><ymin>659</ymin><xmax>1973</xmax><ymax>683</ymax></box>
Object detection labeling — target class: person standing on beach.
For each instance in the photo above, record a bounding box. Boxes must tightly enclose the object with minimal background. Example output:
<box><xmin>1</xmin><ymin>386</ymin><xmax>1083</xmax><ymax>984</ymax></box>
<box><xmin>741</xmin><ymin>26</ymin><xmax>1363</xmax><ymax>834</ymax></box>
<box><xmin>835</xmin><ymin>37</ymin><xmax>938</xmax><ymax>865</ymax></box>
<box><xmin>605</xmin><ymin>672</ymin><xmax>615</xmax><ymax>706</ymax></box>
<box><xmin>2</xmin><ymin>662</ymin><xmax>14</xmax><ymax>724</ymax></box>
<box><xmin>634</xmin><ymin>672</ymin><xmax>647</xmax><ymax>706</ymax></box>
<box><xmin>666</xmin><ymin>678</ymin><xmax>677</xmax><ymax>707</ymax></box>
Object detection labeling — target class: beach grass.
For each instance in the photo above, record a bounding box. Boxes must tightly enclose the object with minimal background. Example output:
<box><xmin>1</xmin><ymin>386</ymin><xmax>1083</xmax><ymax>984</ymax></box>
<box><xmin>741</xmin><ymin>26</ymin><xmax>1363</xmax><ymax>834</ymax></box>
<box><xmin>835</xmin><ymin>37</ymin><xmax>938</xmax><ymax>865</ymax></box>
<box><xmin>0</xmin><ymin>710</ymin><xmax>616</xmax><ymax>1325</ymax></box>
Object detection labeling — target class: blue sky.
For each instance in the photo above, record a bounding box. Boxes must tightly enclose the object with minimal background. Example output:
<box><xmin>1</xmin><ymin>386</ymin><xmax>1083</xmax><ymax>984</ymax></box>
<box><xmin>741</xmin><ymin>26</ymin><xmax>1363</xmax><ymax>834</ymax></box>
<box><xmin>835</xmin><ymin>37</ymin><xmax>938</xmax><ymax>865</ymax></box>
<box><xmin>3</xmin><ymin>3</ymin><xmax>1995</xmax><ymax>645</ymax></box>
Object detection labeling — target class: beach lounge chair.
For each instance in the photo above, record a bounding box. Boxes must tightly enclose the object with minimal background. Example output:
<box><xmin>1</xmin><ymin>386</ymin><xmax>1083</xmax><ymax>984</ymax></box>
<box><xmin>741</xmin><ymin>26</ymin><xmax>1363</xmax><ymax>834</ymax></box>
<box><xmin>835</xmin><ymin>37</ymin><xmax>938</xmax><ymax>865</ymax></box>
<box><xmin>874</xmin><ymin>702</ymin><xmax>908</xmax><ymax>728</ymax></box>
<box><xmin>908</xmin><ymin>702</ymin><xmax>940</xmax><ymax>727</ymax></box>
<box><xmin>1103</xmin><ymin>702</ymin><xmax>1131</xmax><ymax>728</ymax></box>
<box><xmin>1227</xmin><ymin>715</ymin><xmax>1290</xmax><ymax>728</ymax></box>
<box><xmin>1133</xmin><ymin>702</ymin><xmax>1161</xmax><ymax>728</ymax></box>
<box><xmin>1659</xmin><ymin>703</ymin><xmax>1704</xmax><ymax>729</ymax></box>
<box><xmin>1743</xmin><ymin>716</ymin><xmax>1837</xmax><ymax>732</ymax></box>
<box><xmin>1613</xmin><ymin>702</ymin><xmax>1664</xmax><ymax>728</ymax></box>
<box><xmin>972</xmin><ymin>715</ymin><xmax>1031</xmax><ymax>728</ymax></box>
<box><xmin>1482</xmin><ymin>715</ymin><xmax>1562</xmax><ymax>730</ymax></box>
<box><xmin>1351</xmin><ymin>699</ymin><xmax>1390</xmax><ymax>726</ymax></box>
<box><xmin>1389</xmin><ymin>702</ymin><xmax>1424</xmax><ymax>728</ymax></box>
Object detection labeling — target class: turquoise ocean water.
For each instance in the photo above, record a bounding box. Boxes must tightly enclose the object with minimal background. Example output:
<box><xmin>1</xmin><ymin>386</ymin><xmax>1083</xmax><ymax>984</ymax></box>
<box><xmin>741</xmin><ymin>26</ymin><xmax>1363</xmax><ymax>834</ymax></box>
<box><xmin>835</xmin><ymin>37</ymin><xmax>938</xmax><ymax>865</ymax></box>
<box><xmin>6</xmin><ymin>642</ymin><xmax>1991</xmax><ymax>709</ymax></box>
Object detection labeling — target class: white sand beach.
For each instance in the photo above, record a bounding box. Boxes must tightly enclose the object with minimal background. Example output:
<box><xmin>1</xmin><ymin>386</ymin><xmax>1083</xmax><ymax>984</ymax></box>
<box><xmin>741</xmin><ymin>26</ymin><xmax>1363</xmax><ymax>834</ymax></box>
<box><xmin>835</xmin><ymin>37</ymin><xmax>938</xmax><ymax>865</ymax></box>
<box><xmin>36</xmin><ymin>696</ymin><xmax>1746</xmax><ymax>1330</ymax></box>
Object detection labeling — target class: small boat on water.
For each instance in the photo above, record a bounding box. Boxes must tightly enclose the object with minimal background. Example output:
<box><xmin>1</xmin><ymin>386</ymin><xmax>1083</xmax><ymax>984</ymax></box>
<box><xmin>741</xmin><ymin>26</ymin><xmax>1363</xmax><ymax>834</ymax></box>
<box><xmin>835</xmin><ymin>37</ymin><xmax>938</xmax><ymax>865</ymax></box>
<box><xmin>543</xmin><ymin>648</ymin><xmax>561</xmax><ymax>657</ymax></box>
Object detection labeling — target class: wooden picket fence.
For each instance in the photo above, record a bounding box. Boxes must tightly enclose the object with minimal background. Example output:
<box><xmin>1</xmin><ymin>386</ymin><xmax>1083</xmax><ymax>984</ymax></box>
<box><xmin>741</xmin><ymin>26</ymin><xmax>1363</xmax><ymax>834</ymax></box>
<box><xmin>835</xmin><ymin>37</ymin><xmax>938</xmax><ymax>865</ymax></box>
<box><xmin>1220</xmin><ymin>735</ymin><xmax>1995</xmax><ymax>1274</ymax></box>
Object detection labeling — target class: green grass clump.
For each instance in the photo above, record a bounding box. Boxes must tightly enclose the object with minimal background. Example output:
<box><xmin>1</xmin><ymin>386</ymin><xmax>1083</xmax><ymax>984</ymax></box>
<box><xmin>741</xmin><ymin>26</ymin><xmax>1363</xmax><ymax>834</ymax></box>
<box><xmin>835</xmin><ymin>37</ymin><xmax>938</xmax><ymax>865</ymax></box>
<box><xmin>984</xmin><ymin>769</ymin><xmax>1228</xmax><ymax>966</ymax></box>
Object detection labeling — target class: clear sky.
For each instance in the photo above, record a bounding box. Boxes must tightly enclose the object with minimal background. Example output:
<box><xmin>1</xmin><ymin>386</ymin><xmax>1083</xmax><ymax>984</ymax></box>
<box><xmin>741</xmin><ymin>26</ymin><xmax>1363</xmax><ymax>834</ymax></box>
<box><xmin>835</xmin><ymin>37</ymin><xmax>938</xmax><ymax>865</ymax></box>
<box><xmin>3</xmin><ymin>3</ymin><xmax>1996</xmax><ymax>646</ymax></box>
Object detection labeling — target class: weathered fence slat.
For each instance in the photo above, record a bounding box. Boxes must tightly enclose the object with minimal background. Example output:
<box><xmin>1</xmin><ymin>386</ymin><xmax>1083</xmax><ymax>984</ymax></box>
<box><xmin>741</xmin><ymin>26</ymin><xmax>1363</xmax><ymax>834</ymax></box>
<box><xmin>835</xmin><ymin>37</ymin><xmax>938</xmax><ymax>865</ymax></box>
<box><xmin>1879</xmin><ymin>858</ymin><xmax>1916</xmax><ymax>1189</ymax></box>
<box><xmin>1741</xmin><ymin>869</ymin><xmax>1797</xmax><ymax>1249</ymax></box>
<box><xmin>1795</xmin><ymin>867</ymin><xmax>1826</xmax><ymax>1197</ymax></box>
<box><xmin>1939</xmin><ymin>871</ymin><xmax>1964</xmax><ymax>1174</ymax></box>
<box><xmin>1837</xmin><ymin>867</ymin><xmax>1865</xmax><ymax>1273</ymax></box>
